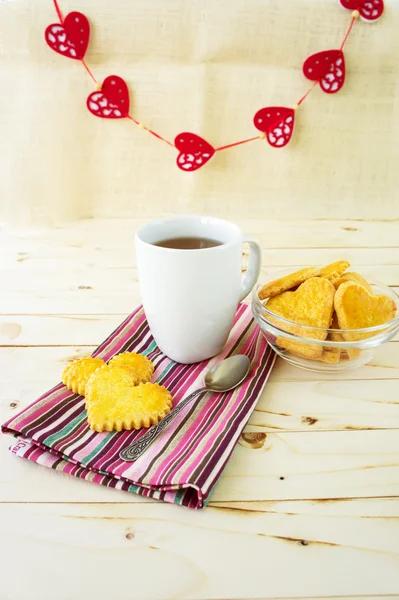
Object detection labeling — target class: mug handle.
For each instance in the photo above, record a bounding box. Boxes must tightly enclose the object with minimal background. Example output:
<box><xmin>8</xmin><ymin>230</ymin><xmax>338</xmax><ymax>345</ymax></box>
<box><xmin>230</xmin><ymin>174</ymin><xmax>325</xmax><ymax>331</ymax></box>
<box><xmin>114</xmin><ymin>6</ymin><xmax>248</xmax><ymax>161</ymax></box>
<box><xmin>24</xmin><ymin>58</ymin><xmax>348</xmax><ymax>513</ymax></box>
<box><xmin>239</xmin><ymin>237</ymin><xmax>262</xmax><ymax>302</ymax></box>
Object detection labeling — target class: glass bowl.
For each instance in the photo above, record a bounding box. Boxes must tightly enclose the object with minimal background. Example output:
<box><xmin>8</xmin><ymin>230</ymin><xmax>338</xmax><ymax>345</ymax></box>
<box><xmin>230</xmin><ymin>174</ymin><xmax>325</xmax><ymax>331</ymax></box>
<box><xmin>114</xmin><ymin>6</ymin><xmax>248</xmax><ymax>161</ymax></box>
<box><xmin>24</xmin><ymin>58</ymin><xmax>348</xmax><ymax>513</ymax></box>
<box><xmin>251</xmin><ymin>269</ymin><xmax>399</xmax><ymax>372</ymax></box>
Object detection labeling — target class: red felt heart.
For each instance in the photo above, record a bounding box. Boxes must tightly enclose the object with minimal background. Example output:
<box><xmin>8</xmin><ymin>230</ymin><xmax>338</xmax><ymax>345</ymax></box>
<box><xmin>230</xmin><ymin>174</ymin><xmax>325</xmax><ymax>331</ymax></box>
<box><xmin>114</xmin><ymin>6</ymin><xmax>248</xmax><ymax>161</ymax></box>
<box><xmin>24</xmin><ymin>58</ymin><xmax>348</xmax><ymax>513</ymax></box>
<box><xmin>45</xmin><ymin>11</ymin><xmax>90</xmax><ymax>60</ymax></box>
<box><xmin>253</xmin><ymin>107</ymin><xmax>295</xmax><ymax>148</ymax></box>
<box><xmin>303</xmin><ymin>49</ymin><xmax>345</xmax><ymax>94</ymax></box>
<box><xmin>339</xmin><ymin>0</ymin><xmax>384</xmax><ymax>22</ymax></box>
<box><xmin>175</xmin><ymin>133</ymin><xmax>215</xmax><ymax>171</ymax></box>
<box><xmin>86</xmin><ymin>76</ymin><xmax>130</xmax><ymax>119</ymax></box>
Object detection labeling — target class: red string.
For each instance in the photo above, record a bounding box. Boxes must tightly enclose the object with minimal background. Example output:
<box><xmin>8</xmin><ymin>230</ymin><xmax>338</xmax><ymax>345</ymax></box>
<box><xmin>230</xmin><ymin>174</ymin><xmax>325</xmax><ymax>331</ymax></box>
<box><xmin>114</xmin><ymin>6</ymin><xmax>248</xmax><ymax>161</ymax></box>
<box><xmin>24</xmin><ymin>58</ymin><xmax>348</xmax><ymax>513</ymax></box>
<box><xmin>146</xmin><ymin>129</ymin><xmax>175</xmax><ymax>148</ymax></box>
<box><xmin>340</xmin><ymin>16</ymin><xmax>356</xmax><ymax>50</ymax></box>
<box><xmin>53</xmin><ymin>0</ymin><xmax>63</xmax><ymax>22</ymax></box>
<box><xmin>215</xmin><ymin>136</ymin><xmax>259</xmax><ymax>152</ymax></box>
<box><xmin>127</xmin><ymin>115</ymin><xmax>140</xmax><ymax>125</ymax></box>
<box><xmin>128</xmin><ymin>115</ymin><xmax>175</xmax><ymax>147</ymax></box>
<box><xmin>297</xmin><ymin>81</ymin><xmax>318</xmax><ymax>106</ymax></box>
<box><xmin>81</xmin><ymin>60</ymin><xmax>97</xmax><ymax>83</ymax></box>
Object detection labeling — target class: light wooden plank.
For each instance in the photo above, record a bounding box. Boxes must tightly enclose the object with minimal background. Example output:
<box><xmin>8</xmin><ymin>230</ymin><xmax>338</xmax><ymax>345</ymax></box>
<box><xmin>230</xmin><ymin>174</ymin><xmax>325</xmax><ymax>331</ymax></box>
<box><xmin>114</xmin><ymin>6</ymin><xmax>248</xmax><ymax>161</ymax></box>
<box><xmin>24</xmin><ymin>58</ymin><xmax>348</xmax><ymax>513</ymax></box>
<box><xmin>2</xmin><ymin>379</ymin><xmax>399</xmax><ymax>433</ymax></box>
<box><xmin>0</xmin><ymin>315</ymin><xmax>122</xmax><ymax>346</ymax></box>
<box><xmin>247</xmin><ymin>380</ymin><xmax>399</xmax><ymax>431</ymax></box>
<box><xmin>3</xmin><ymin>246</ymin><xmax>399</xmax><ymax>271</ymax></box>
<box><xmin>1</xmin><ymin>314</ymin><xmax>398</xmax><ymax>347</ymax></box>
<box><xmin>214</xmin><ymin>428</ymin><xmax>399</xmax><ymax>502</ymax></box>
<box><xmin>1</xmin><ymin>499</ymin><xmax>399</xmax><ymax>600</ymax></box>
<box><xmin>3</xmin><ymin>218</ymin><xmax>399</xmax><ymax>249</ymax></box>
<box><xmin>0</xmin><ymin>345</ymin><xmax>397</xmax><ymax>385</ymax></box>
<box><xmin>2</xmin><ymin>428</ymin><xmax>399</xmax><ymax>503</ymax></box>
<box><xmin>0</xmin><ymin>267</ymin><xmax>397</xmax><ymax>314</ymax></box>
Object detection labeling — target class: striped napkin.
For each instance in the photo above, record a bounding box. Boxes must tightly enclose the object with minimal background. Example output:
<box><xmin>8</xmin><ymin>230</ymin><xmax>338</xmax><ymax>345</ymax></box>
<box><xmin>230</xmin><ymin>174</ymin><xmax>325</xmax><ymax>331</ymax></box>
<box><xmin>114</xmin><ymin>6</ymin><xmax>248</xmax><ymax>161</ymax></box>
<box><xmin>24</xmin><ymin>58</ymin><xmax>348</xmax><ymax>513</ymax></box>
<box><xmin>2</xmin><ymin>303</ymin><xmax>275</xmax><ymax>509</ymax></box>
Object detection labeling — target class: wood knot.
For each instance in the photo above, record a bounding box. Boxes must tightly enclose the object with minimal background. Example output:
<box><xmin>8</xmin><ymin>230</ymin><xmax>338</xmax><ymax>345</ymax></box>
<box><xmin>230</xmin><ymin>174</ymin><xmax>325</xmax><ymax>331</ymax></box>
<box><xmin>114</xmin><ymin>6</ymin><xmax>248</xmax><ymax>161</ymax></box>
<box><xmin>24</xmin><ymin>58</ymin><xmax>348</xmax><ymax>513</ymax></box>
<box><xmin>301</xmin><ymin>416</ymin><xmax>318</xmax><ymax>426</ymax></box>
<box><xmin>0</xmin><ymin>322</ymin><xmax>22</xmax><ymax>340</ymax></box>
<box><xmin>125</xmin><ymin>532</ymin><xmax>134</xmax><ymax>540</ymax></box>
<box><xmin>239</xmin><ymin>432</ymin><xmax>267</xmax><ymax>449</ymax></box>
<box><xmin>299</xmin><ymin>540</ymin><xmax>309</xmax><ymax>546</ymax></box>
<box><xmin>9</xmin><ymin>402</ymin><xmax>18</xmax><ymax>409</ymax></box>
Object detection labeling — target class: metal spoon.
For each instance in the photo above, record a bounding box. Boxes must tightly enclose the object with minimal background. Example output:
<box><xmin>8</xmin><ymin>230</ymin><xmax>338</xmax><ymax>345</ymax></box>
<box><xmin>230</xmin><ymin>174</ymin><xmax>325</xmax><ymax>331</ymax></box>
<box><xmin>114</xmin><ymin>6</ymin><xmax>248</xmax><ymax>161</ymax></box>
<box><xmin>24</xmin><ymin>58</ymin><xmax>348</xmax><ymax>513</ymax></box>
<box><xmin>119</xmin><ymin>354</ymin><xmax>251</xmax><ymax>462</ymax></box>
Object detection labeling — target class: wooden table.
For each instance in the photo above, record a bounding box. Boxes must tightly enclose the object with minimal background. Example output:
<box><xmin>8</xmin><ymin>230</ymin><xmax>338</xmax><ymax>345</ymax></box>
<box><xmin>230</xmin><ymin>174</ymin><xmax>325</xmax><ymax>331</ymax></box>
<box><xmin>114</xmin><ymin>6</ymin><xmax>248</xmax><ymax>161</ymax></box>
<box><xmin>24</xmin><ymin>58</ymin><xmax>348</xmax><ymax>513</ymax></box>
<box><xmin>1</xmin><ymin>217</ymin><xmax>399</xmax><ymax>600</ymax></box>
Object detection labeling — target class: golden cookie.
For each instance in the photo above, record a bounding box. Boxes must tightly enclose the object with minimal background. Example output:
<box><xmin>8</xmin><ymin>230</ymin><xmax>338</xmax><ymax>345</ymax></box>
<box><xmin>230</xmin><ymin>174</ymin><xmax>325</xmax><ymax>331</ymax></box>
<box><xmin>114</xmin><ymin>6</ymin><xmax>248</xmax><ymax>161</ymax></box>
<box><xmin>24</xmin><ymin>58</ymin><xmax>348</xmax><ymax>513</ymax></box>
<box><xmin>331</xmin><ymin>271</ymin><xmax>373</xmax><ymax>294</ymax></box>
<box><xmin>258</xmin><ymin>266</ymin><xmax>319</xmax><ymax>300</ymax></box>
<box><xmin>330</xmin><ymin>312</ymin><xmax>345</xmax><ymax>343</ymax></box>
<box><xmin>282</xmin><ymin>343</ymin><xmax>340</xmax><ymax>363</ymax></box>
<box><xmin>109</xmin><ymin>352</ymin><xmax>154</xmax><ymax>384</ymax></box>
<box><xmin>266</xmin><ymin>277</ymin><xmax>335</xmax><ymax>359</ymax></box>
<box><xmin>85</xmin><ymin>366</ymin><xmax>172</xmax><ymax>432</ymax></box>
<box><xmin>62</xmin><ymin>357</ymin><xmax>105</xmax><ymax>396</ymax></box>
<box><xmin>334</xmin><ymin>282</ymin><xmax>397</xmax><ymax>342</ymax></box>
<box><xmin>319</xmin><ymin>260</ymin><xmax>350</xmax><ymax>281</ymax></box>
<box><xmin>277</xmin><ymin>338</ymin><xmax>322</xmax><ymax>360</ymax></box>
<box><xmin>319</xmin><ymin>348</ymin><xmax>341</xmax><ymax>364</ymax></box>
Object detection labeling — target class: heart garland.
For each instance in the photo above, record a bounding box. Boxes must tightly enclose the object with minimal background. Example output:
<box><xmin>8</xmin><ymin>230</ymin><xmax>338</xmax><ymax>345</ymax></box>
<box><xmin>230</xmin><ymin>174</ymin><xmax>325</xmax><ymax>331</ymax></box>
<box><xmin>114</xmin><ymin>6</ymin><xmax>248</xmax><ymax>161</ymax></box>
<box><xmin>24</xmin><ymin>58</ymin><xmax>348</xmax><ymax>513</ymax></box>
<box><xmin>253</xmin><ymin>107</ymin><xmax>296</xmax><ymax>148</ymax></box>
<box><xmin>175</xmin><ymin>133</ymin><xmax>215</xmax><ymax>171</ymax></box>
<box><xmin>44</xmin><ymin>0</ymin><xmax>384</xmax><ymax>171</ymax></box>
<box><xmin>339</xmin><ymin>0</ymin><xmax>384</xmax><ymax>22</ymax></box>
<box><xmin>87</xmin><ymin>76</ymin><xmax>130</xmax><ymax>118</ymax></box>
<box><xmin>303</xmin><ymin>49</ymin><xmax>346</xmax><ymax>94</ymax></box>
<box><xmin>45</xmin><ymin>11</ymin><xmax>89</xmax><ymax>59</ymax></box>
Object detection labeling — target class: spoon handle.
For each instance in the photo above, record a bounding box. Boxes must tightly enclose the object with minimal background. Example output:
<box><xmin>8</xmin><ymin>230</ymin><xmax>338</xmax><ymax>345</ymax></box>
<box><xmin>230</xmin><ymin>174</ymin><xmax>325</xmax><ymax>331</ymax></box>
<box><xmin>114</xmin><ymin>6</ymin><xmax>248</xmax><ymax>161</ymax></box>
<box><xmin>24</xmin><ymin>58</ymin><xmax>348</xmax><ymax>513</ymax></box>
<box><xmin>119</xmin><ymin>387</ymin><xmax>208</xmax><ymax>462</ymax></box>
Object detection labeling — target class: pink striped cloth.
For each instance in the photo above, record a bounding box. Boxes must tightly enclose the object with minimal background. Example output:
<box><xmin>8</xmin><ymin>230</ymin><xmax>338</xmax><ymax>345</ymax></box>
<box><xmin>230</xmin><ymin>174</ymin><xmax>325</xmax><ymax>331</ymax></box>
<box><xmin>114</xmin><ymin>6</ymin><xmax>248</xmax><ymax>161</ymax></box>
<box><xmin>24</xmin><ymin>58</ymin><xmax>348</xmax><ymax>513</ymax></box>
<box><xmin>2</xmin><ymin>304</ymin><xmax>275</xmax><ymax>509</ymax></box>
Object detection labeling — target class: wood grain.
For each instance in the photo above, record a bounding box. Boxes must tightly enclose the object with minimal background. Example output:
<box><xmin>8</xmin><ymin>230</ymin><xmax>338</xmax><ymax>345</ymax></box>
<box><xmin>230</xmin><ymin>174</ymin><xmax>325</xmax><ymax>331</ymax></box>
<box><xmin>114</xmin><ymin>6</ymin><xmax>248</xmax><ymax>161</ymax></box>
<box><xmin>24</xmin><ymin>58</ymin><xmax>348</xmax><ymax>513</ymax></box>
<box><xmin>1</xmin><ymin>500</ymin><xmax>399</xmax><ymax>600</ymax></box>
<box><xmin>3</xmin><ymin>218</ymin><xmax>399</xmax><ymax>249</ymax></box>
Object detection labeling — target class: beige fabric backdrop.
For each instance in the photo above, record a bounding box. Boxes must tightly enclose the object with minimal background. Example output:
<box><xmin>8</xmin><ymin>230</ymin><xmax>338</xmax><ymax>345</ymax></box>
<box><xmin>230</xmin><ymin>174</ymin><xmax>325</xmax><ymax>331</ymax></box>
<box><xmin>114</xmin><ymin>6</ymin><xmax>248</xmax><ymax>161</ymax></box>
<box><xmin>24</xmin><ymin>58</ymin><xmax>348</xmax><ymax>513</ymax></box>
<box><xmin>0</xmin><ymin>0</ymin><xmax>398</xmax><ymax>226</ymax></box>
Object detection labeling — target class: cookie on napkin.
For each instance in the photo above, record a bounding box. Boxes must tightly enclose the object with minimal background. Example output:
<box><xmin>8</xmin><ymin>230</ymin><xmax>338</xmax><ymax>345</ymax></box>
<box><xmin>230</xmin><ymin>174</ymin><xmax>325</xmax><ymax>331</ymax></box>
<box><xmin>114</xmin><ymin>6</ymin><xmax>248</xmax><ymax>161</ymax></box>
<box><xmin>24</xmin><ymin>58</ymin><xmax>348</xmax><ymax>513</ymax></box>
<box><xmin>85</xmin><ymin>365</ymin><xmax>172</xmax><ymax>431</ymax></box>
<box><xmin>62</xmin><ymin>356</ymin><xmax>105</xmax><ymax>396</ymax></box>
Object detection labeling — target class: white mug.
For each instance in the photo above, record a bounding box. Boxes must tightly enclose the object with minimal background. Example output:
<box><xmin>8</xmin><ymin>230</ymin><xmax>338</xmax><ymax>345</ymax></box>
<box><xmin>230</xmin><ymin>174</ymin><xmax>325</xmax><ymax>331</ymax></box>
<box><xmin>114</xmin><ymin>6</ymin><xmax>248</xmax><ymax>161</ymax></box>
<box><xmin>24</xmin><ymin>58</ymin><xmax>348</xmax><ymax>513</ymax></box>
<box><xmin>135</xmin><ymin>215</ymin><xmax>262</xmax><ymax>364</ymax></box>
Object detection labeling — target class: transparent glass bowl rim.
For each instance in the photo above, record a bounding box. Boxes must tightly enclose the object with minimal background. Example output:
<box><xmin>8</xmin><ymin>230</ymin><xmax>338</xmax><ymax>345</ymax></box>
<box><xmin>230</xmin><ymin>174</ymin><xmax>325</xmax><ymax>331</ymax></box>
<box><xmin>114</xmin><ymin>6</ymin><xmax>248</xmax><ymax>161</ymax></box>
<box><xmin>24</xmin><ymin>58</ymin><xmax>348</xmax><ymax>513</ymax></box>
<box><xmin>252</xmin><ymin>279</ymin><xmax>399</xmax><ymax>347</ymax></box>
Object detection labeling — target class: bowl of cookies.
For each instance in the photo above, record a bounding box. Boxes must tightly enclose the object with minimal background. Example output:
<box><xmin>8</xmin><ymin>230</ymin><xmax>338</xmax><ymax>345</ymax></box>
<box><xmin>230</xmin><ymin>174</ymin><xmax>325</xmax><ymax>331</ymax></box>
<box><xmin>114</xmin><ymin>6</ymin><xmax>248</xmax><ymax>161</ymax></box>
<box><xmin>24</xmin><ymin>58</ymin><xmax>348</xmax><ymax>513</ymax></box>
<box><xmin>252</xmin><ymin>261</ymin><xmax>399</xmax><ymax>372</ymax></box>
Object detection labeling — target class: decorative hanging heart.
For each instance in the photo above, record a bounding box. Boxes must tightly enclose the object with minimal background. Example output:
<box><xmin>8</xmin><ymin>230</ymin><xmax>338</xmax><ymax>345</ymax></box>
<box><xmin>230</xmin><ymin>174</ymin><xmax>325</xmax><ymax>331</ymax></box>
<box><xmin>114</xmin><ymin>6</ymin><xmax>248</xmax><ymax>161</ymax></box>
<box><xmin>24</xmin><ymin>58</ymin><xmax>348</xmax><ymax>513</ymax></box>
<box><xmin>253</xmin><ymin>107</ymin><xmax>295</xmax><ymax>148</ymax></box>
<box><xmin>86</xmin><ymin>75</ymin><xmax>130</xmax><ymax>118</ymax></box>
<box><xmin>303</xmin><ymin>49</ymin><xmax>345</xmax><ymax>94</ymax></box>
<box><xmin>339</xmin><ymin>0</ymin><xmax>384</xmax><ymax>22</ymax></box>
<box><xmin>44</xmin><ymin>11</ymin><xmax>90</xmax><ymax>60</ymax></box>
<box><xmin>175</xmin><ymin>133</ymin><xmax>215</xmax><ymax>171</ymax></box>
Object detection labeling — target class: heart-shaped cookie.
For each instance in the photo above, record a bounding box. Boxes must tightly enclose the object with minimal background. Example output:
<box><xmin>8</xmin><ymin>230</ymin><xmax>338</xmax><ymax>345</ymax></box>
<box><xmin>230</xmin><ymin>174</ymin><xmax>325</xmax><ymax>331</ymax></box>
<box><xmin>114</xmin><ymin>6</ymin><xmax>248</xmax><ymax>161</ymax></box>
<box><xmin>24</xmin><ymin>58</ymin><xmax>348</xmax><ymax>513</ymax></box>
<box><xmin>253</xmin><ymin>106</ymin><xmax>295</xmax><ymax>148</ymax></box>
<box><xmin>334</xmin><ymin>281</ymin><xmax>397</xmax><ymax>341</ymax></box>
<box><xmin>266</xmin><ymin>277</ymin><xmax>335</xmax><ymax>359</ymax></box>
<box><xmin>266</xmin><ymin>277</ymin><xmax>335</xmax><ymax>336</ymax></box>
<box><xmin>303</xmin><ymin>49</ymin><xmax>345</xmax><ymax>94</ymax></box>
<box><xmin>319</xmin><ymin>260</ymin><xmax>350</xmax><ymax>280</ymax></box>
<box><xmin>339</xmin><ymin>0</ymin><xmax>384</xmax><ymax>22</ymax></box>
<box><xmin>175</xmin><ymin>132</ymin><xmax>215</xmax><ymax>171</ymax></box>
<box><xmin>108</xmin><ymin>352</ymin><xmax>154</xmax><ymax>383</ymax></box>
<box><xmin>85</xmin><ymin>366</ymin><xmax>172</xmax><ymax>432</ymax></box>
<box><xmin>87</xmin><ymin>75</ymin><xmax>130</xmax><ymax>118</ymax></box>
<box><xmin>331</xmin><ymin>272</ymin><xmax>373</xmax><ymax>294</ymax></box>
<box><xmin>62</xmin><ymin>356</ymin><xmax>105</xmax><ymax>396</ymax></box>
<box><xmin>45</xmin><ymin>11</ymin><xmax>90</xmax><ymax>60</ymax></box>
<box><xmin>259</xmin><ymin>266</ymin><xmax>320</xmax><ymax>300</ymax></box>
